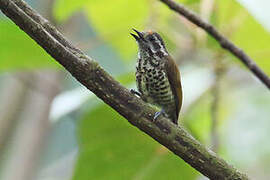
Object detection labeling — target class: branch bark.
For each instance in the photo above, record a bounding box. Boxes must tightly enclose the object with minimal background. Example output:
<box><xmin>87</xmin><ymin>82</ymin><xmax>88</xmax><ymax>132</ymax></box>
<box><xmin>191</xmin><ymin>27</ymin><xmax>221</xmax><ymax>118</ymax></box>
<box><xmin>0</xmin><ymin>0</ymin><xmax>249</xmax><ymax>179</ymax></box>
<box><xmin>159</xmin><ymin>0</ymin><xmax>270</xmax><ymax>89</ymax></box>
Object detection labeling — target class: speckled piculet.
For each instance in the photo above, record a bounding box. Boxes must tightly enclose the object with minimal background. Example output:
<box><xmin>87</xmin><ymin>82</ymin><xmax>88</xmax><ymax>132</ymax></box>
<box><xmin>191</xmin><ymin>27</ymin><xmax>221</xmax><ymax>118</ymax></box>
<box><xmin>130</xmin><ymin>29</ymin><xmax>183</xmax><ymax>125</ymax></box>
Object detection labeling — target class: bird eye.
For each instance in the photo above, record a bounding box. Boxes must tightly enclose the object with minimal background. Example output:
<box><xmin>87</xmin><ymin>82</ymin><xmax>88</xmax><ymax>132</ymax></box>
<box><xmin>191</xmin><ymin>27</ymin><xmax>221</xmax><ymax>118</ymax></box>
<box><xmin>149</xmin><ymin>36</ymin><xmax>155</xmax><ymax>41</ymax></box>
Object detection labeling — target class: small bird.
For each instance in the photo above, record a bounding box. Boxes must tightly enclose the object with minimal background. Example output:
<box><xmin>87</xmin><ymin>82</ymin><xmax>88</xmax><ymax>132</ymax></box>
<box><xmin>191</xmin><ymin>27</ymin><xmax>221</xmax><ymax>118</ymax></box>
<box><xmin>130</xmin><ymin>29</ymin><xmax>183</xmax><ymax>125</ymax></box>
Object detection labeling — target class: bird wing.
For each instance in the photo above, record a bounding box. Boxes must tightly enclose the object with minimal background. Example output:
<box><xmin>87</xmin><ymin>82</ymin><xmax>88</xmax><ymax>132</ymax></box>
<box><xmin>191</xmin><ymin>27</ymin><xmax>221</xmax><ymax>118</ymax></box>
<box><xmin>165</xmin><ymin>55</ymin><xmax>183</xmax><ymax>121</ymax></box>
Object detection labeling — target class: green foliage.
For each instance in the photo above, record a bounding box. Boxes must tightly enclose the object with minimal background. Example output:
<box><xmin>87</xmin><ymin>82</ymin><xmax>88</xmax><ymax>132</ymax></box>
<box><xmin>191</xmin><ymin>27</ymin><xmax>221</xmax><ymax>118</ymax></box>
<box><xmin>2</xmin><ymin>0</ymin><xmax>270</xmax><ymax>178</ymax></box>
<box><xmin>53</xmin><ymin>0</ymin><xmax>176</xmax><ymax>60</ymax></box>
<box><xmin>231</xmin><ymin>17</ymin><xmax>270</xmax><ymax>73</ymax></box>
<box><xmin>0</xmin><ymin>20</ymin><xmax>59</xmax><ymax>70</ymax></box>
<box><xmin>84</xmin><ymin>0</ymin><xmax>149</xmax><ymax>59</ymax></box>
<box><xmin>183</xmin><ymin>94</ymin><xmax>212</xmax><ymax>143</ymax></box>
<box><xmin>117</xmin><ymin>71</ymin><xmax>135</xmax><ymax>85</ymax></box>
<box><xmin>53</xmin><ymin>0</ymin><xmax>270</xmax><ymax>74</ymax></box>
<box><xmin>54</xmin><ymin>0</ymin><xmax>149</xmax><ymax>59</ymax></box>
<box><xmin>183</xmin><ymin>90</ymin><xmax>231</xmax><ymax>145</ymax></box>
<box><xmin>210</xmin><ymin>0</ymin><xmax>270</xmax><ymax>74</ymax></box>
<box><xmin>73</xmin><ymin>104</ymin><xmax>198</xmax><ymax>180</ymax></box>
<box><xmin>177</xmin><ymin>0</ymin><xmax>200</xmax><ymax>4</ymax></box>
<box><xmin>53</xmin><ymin>0</ymin><xmax>90</xmax><ymax>22</ymax></box>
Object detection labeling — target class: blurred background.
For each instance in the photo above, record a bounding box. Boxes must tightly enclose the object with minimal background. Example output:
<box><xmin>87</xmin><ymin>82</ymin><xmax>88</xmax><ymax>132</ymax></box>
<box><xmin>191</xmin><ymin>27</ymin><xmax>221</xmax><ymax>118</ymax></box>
<box><xmin>0</xmin><ymin>0</ymin><xmax>270</xmax><ymax>179</ymax></box>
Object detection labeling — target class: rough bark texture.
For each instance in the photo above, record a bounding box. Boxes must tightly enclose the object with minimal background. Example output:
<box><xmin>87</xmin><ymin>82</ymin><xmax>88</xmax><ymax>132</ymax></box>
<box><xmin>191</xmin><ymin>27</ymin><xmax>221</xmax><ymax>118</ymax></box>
<box><xmin>0</xmin><ymin>0</ymin><xmax>249</xmax><ymax>179</ymax></box>
<box><xmin>159</xmin><ymin>0</ymin><xmax>270</xmax><ymax>89</ymax></box>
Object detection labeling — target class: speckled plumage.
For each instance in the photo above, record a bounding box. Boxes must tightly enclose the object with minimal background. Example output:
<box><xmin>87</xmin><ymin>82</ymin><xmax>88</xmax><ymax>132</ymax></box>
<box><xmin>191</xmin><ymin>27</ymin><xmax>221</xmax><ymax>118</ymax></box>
<box><xmin>136</xmin><ymin>52</ymin><xmax>173</xmax><ymax>107</ymax></box>
<box><xmin>131</xmin><ymin>29</ymin><xmax>183</xmax><ymax>124</ymax></box>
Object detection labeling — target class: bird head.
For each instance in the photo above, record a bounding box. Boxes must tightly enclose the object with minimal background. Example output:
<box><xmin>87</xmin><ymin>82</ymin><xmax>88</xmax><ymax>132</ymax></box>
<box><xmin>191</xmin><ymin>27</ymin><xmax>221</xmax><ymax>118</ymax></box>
<box><xmin>130</xmin><ymin>29</ymin><xmax>168</xmax><ymax>58</ymax></box>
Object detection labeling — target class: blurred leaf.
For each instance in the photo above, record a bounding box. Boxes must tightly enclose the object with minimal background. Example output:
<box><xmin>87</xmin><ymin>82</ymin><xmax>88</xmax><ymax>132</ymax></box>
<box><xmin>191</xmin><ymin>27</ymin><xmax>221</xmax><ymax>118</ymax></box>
<box><xmin>84</xmin><ymin>0</ymin><xmax>148</xmax><ymax>59</ymax></box>
<box><xmin>53</xmin><ymin>0</ymin><xmax>90</xmax><ymax>22</ymax></box>
<box><xmin>237</xmin><ymin>0</ymin><xmax>270</xmax><ymax>31</ymax></box>
<box><xmin>117</xmin><ymin>71</ymin><xmax>135</xmax><ymax>85</ymax></box>
<box><xmin>177</xmin><ymin>0</ymin><xmax>200</xmax><ymax>4</ymax></box>
<box><xmin>183</xmin><ymin>94</ymin><xmax>211</xmax><ymax>143</ymax></box>
<box><xmin>54</xmin><ymin>0</ymin><xmax>149</xmax><ymax>59</ymax></box>
<box><xmin>209</xmin><ymin>1</ymin><xmax>270</xmax><ymax>74</ymax></box>
<box><xmin>50</xmin><ymin>87</ymin><xmax>94</xmax><ymax>122</ymax></box>
<box><xmin>230</xmin><ymin>17</ymin><xmax>270</xmax><ymax>74</ymax></box>
<box><xmin>0</xmin><ymin>20</ymin><xmax>59</xmax><ymax>70</ymax></box>
<box><xmin>222</xmin><ymin>84</ymin><xmax>270</xmax><ymax>171</ymax></box>
<box><xmin>53</xmin><ymin>0</ymin><xmax>184</xmax><ymax>60</ymax></box>
<box><xmin>73</xmin><ymin>104</ymin><xmax>198</xmax><ymax>180</ymax></box>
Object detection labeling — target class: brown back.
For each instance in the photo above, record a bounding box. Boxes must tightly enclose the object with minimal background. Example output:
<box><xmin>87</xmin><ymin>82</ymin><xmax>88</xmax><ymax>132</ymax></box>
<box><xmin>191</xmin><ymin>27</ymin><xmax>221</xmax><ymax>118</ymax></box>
<box><xmin>165</xmin><ymin>55</ymin><xmax>183</xmax><ymax>121</ymax></box>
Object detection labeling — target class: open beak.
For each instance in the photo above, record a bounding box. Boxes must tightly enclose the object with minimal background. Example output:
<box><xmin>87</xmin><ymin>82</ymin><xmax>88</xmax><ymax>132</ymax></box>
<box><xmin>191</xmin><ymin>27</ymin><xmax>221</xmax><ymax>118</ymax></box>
<box><xmin>130</xmin><ymin>28</ymin><xmax>144</xmax><ymax>41</ymax></box>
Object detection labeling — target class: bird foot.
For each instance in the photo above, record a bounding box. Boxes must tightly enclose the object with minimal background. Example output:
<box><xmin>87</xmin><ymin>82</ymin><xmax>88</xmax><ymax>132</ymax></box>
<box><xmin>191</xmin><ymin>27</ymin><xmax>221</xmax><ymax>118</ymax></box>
<box><xmin>130</xmin><ymin>89</ymin><xmax>141</xmax><ymax>97</ymax></box>
<box><xmin>153</xmin><ymin>109</ymin><xmax>165</xmax><ymax>121</ymax></box>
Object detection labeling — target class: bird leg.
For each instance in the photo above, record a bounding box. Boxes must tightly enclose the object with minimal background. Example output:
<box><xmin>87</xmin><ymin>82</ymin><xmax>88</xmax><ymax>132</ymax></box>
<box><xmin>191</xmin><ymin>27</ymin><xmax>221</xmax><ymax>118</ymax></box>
<box><xmin>153</xmin><ymin>109</ymin><xmax>165</xmax><ymax>121</ymax></box>
<box><xmin>130</xmin><ymin>89</ymin><xmax>141</xmax><ymax>97</ymax></box>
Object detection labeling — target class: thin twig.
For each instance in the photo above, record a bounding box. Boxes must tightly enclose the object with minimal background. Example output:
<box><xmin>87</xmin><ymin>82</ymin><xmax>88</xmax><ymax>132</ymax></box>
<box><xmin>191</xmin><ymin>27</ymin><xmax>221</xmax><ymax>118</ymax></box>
<box><xmin>0</xmin><ymin>73</ymin><xmax>28</xmax><ymax>155</ymax></box>
<box><xmin>0</xmin><ymin>71</ymin><xmax>61</xmax><ymax>180</ymax></box>
<box><xmin>0</xmin><ymin>0</ymin><xmax>249</xmax><ymax>179</ymax></box>
<box><xmin>211</xmin><ymin>54</ymin><xmax>226</xmax><ymax>152</ymax></box>
<box><xmin>210</xmin><ymin>70</ymin><xmax>220</xmax><ymax>152</ymax></box>
<box><xmin>159</xmin><ymin>0</ymin><xmax>270</xmax><ymax>89</ymax></box>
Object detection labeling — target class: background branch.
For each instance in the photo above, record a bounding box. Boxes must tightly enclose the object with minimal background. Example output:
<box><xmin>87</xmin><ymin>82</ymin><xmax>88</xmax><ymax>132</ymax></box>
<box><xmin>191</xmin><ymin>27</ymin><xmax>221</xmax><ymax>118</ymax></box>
<box><xmin>159</xmin><ymin>0</ymin><xmax>270</xmax><ymax>89</ymax></box>
<box><xmin>210</xmin><ymin>53</ymin><xmax>226</xmax><ymax>153</ymax></box>
<box><xmin>0</xmin><ymin>0</ymin><xmax>248</xmax><ymax>179</ymax></box>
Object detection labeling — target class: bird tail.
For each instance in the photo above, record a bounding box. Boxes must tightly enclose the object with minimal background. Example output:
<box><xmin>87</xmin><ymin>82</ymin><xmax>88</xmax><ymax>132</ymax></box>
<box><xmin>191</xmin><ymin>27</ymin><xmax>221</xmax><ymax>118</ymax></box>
<box><xmin>170</xmin><ymin>113</ymin><xmax>178</xmax><ymax>125</ymax></box>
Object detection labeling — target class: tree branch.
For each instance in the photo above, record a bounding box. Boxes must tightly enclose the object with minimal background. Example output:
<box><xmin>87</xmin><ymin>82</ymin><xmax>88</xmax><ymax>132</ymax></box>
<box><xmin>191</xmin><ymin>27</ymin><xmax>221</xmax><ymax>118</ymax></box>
<box><xmin>159</xmin><ymin>0</ymin><xmax>270</xmax><ymax>89</ymax></box>
<box><xmin>211</xmin><ymin>53</ymin><xmax>226</xmax><ymax>153</ymax></box>
<box><xmin>0</xmin><ymin>0</ymin><xmax>249</xmax><ymax>179</ymax></box>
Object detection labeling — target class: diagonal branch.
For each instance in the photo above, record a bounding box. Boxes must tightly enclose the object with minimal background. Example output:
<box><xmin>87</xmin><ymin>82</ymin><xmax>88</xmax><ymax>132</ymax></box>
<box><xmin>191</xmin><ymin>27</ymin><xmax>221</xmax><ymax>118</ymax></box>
<box><xmin>159</xmin><ymin>0</ymin><xmax>270</xmax><ymax>89</ymax></box>
<box><xmin>0</xmin><ymin>0</ymin><xmax>249</xmax><ymax>179</ymax></box>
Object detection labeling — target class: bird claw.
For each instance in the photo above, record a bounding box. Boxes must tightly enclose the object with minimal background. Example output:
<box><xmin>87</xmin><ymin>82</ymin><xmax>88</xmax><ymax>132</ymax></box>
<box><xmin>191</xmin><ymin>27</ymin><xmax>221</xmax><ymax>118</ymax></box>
<box><xmin>130</xmin><ymin>89</ymin><xmax>141</xmax><ymax>97</ymax></box>
<box><xmin>153</xmin><ymin>109</ymin><xmax>165</xmax><ymax>121</ymax></box>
